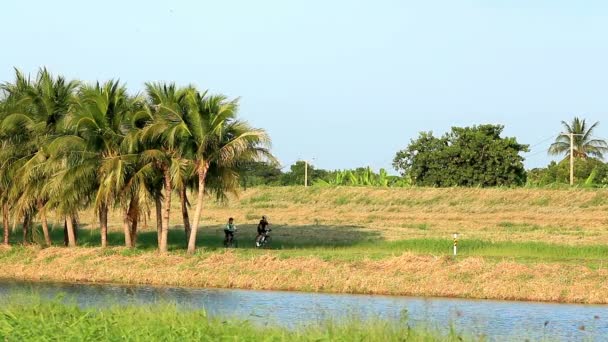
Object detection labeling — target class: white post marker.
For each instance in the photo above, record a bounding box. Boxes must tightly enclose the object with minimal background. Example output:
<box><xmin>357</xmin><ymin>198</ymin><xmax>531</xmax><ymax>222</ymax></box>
<box><xmin>453</xmin><ymin>233</ymin><xmax>458</xmax><ymax>256</ymax></box>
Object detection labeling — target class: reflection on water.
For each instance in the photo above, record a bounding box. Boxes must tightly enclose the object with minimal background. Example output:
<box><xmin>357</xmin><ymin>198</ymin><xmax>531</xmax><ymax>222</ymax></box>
<box><xmin>0</xmin><ymin>280</ymin><xmax>606</xmax><ymax>341</ymax></box>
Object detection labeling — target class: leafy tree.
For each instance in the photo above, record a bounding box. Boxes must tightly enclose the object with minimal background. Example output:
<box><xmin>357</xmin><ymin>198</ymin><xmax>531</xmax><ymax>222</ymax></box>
<box><xmin>393</xmin><ymin>125</ymin><xmax>529</xmax><ymax>187</ymax></box>
<box><xmin>548</xmin><ymin>117</ymin><xmax>608</xmax><ymax>159</ymax></box>
<box><xmin>280</xmin><ymin>161</ymin><xmax>316</xmax><ymax>185</ymax></box>
<box><xmin>239</xmin><ymin>161</ymin><xmax>282</xmax><ymax>188</ymax></box>
<box><xmin>527</xmin><ymin>159</ymin><xmax>608</xmax><ymax>186</ymax></box>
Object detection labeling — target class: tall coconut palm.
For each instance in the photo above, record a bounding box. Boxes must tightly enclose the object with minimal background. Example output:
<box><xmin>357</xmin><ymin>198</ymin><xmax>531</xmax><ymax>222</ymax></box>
<box><xmin>0</xmin><ymin>68</ymin><xmax>78</xmax><ymax>246</ymax></box>
<box><xmin>549</xmin><ymin>117</ymin><xmax>608</xmax><ymax>159</ymax></box>
<box><xmin>0</xmin><ymin>96</ymin><xmax>15</xmax><ymax>245</ymax></box>
<box><xmin>59</xmin><ymin>80</ymin><xmax>144</xmax><ymax>247</ymax></box>
<box><xmin>145</xmin><ymin>86</ymin><xmax>274</xmax><ymax>254</ymax></box>
<box><xmin>142</xmin><ymin>83</ymin><xmax>190</xmax><ymax>253</ymax></box>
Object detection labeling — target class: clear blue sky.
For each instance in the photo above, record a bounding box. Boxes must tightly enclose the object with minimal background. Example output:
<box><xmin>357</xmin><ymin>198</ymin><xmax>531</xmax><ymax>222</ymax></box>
<box><xmin>2</xmin><ymin>0</ymin><xmax>607</xmax><ymax>172</ymax></box>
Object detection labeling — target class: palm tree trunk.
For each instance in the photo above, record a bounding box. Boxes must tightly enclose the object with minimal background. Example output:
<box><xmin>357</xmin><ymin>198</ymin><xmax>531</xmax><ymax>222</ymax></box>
<box><xmin>65</xmin><ymin>215</ymin><xmax>77</xmax><ymax>247</ymax></box>
<box><xmin>187</xmin><ymin>162</ymin><xmax>209</xmax><ymax>254</ymax></box>
<box><xmin>122</xmin><ymin>207</ymin><xmax>133</xmax><ymax>248</ymax></box>
<box><xmin>63</xmin><ymin>219</ymin><xmax>68</xmax><ymax>246</ymax></box>
<box><xmin>155</xmin><ymin>196</ymin><xmax>162</xmax><ymax>243</ymax></box>
<box><xmin>22</xmin><ymin>214</ymin><xmax>31</xmax><ymax>245</ymax></box>
<box><xmin>131</xmin><ymin>215</ymin><xmax>139</xmax><ymax>246</ymax></box>
<box><xmin>128</xmin><ymin>197</ymin><xmax>139</xmax><ymax>246</ymax></box>
<box><xmin>99</xmin><ymin>203</ymin><xmax>108</xmax><ymax>248</ymax></box>
<box><xmin>37</xmin><ymin>200</ymin><xmax>51</xmax><ymax>246</ymax></box>
<box><xmin>180</xmin><ymin>186</ymin><xmax>191</xmax><ymax>241</ymax></box>
<box><xmin>73</xmin><ymin>216</ymin><xmax>79</xmax><ymax>243</ymax></box>
<box><xmin>160</xmin><ymin>169</ymin><xmax>172</xmax><ymax>253</ymax></box>
<box><xmin>3</xmin><ymin>203</ymin><xmax>9</xmax><ymax>245</ymax></box>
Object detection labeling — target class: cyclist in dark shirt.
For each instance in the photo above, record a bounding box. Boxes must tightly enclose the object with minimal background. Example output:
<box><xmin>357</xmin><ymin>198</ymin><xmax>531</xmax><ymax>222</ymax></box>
<box><xmin>256</xmin><ymin>216</ymin><xmax>270</xmax><ymax>247</ymax></box>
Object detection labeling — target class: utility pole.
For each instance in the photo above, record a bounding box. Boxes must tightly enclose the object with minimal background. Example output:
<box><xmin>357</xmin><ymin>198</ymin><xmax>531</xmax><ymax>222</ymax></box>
<box><xmin>565</xmin><ymin>133</ymin><xmax>584</xmax><ymax>186</ymax></box>
<box><xmin>302</xmin><ymin>157</ymin><xmax>315</xmax><ymax>187</ymax></box>
<box><xmin>304</xmin><ymin>160</ymin><xmax>308</xmax><ymax>187</ymax></box>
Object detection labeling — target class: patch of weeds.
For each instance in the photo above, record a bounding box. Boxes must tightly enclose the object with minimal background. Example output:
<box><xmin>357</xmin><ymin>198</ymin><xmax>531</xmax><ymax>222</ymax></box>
<box><xmin>100</xmin><ymin>249</ymin><xmax>118</xmax><ymax>257</ymax></box>
<box><xmin>515</xmin><ymin>274</ymin><xmax>534</xmax><ymax>281</ymax></box>
<box><xmin>414</xmin><ymin>223</ymin><xmax>430</xmax><ymax>230</ymax></box>
<box><xmin>450</xmin><ymin>271</ymin><xmax>473</xmax><ymax>282</ymax></box>
<box><xmin>531</xmin><ymin>196</ymin><xmax>551</xmax><ymax>206</ymax></box>
<box><xmin>43</xmin><ymin>255</ymin><xmax>59</xmax><ymax>264</ymax></box>
<box><xmin>355</xmin><ymin>197</ymin><xmax>374</xmax><ymax>205</ymax></box>
<box><xmin>420</xmin><ymin>196</ymin><xmax>444</xmax><ymax>205</ymax></box>
<box><xmin>400</xmin><ymin>222</ymin><xmax>430</xmax><ymax>230</ymax></box>
<box><xmin>486</xmin><ymin>197</ymin><xmax>511</xmax><ymax>206</ymax></box>
<box><xmin>497</xmin><ymin>222</ymin><xmax>541</xmax><ymax>232</ymax></box>
<box><xmin>365</xmin><ymin>214</ymin><xmax>381</xmax><ymax>223</ymax></box>
<box><xmin>247</xmin><ymin>193</ymin><xmax>272</xmax><ymax>204</ymax></box>
<box><xmin>333</xmin><ymin>196</ymin><xmax>350</xmax><ymax>206</ymax></box>
<box><xmin>392</xmin><ymin>198</ymin><xmax>414</xmax><ymax>207</ymax></box>
<box><xmin>580</xmin><ymin>193</ymin><xmax>608</xmax><ymax>208</ymax></box>
<box><xmin>244</xmin><ymin>212</ymin><xmax>257</xmax><ymax>220</ymax></box>
<box><xmin>120</xmin><ymin>248</ymin><xmax>144</xmax><ymax>257</ymax></box>
<box><xmin>292</xmin><ymin>196</ymin><xmax>311</xmax><ymax>204</ymax></box>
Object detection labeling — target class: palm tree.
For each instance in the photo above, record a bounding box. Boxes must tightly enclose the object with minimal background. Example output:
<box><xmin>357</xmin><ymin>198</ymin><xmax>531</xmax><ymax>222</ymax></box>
<box><xmin>0</xmin><ymin>68</ymin><xmax>78</xmax><ymax>246</ymax></box>
<box><xmin>143</xmin><ymin>84</ymin><xmax>274</xmax><ymax>253</ymax></box>
<box><xmin>142</xmin><ymin>83</ymin><xmax>190</xmax><ymax>253</ymax></box>
<box><xmin>58</xmin><ymin>80</ymin><xmax>144</xmax><ymax>247</ymax></box>
<box><xmin>549</xmin><ymin>117</ymin><xmax>608</xmax><ymax>159</ymax></box>
<box><xmin>179</xmin><ymin>89</ymin><xmax>273</xmax><ymax>254</ymax></box>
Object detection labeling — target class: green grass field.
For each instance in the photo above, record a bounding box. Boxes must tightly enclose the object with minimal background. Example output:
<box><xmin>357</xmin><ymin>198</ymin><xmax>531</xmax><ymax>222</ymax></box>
<box><xmin>12</xmin><ymin>222</ymin><xmax>608</xmax><ymax>267</ymax></box>
<box><xmin>0</xmin><ymin>295</ymin><xmax>467</xmax><ymax>342</ymax></box>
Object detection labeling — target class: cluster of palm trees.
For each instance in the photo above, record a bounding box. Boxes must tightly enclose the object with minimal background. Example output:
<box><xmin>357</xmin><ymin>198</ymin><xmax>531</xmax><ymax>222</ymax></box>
<box><xmin>0</xmin><ymin>68</ymin><xmax>272</xmax><ymax>253</ymax></box>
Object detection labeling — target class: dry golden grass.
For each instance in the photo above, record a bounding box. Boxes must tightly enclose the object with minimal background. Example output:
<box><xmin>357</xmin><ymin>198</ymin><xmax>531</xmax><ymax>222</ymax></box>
<box><xmin>62</xmin><ymin>186</ymin><xmax>608</xmax><ymax>246</ymax></box>
<box><xmin>4</xmin><ymin>246</ymin><xmax>608</xmax><ymax>304</ymax></box>
<box><xmin>192</xmin><ymin>187</ymin><xmax>608</xmax><ymax>245</ymax></box>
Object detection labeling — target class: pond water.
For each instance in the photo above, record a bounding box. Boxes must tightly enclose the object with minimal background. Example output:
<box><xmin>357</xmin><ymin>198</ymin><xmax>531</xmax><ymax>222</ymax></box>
<box><xmin>0</xmin><ymin>280</ymin><xmax>606</xmax><ymax>341</ymax></box>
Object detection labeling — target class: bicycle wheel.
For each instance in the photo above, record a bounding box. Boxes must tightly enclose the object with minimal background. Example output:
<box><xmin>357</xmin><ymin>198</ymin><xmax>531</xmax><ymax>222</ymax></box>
<box><xmin>263</xmin><ymin>236</ymin><xmax>272</xmax><ymax>248</ymax></box>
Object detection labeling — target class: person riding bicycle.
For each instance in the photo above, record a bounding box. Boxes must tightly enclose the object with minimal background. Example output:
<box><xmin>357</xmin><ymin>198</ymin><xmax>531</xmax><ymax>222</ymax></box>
<box><xmin>224</xmin><ymin>217</ymin><xmax>237</xmax><ymax>243</ymax></box>
<box><xmin>255</xmin><ymin>216</ymin><xmax>271</xmax><ymax>247</ymax></box>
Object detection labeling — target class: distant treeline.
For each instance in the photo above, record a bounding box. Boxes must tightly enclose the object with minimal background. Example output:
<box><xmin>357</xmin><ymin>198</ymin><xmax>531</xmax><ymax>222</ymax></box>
<box><xmin>240</xmin><ymin>159</ymin><xmax>608</xmax><ymax>188</ymax></box>
<box><xmin>240</xmin><ymin>163</ymin><xmax>409</xmax><ymax>188</ymax></box>
<box><xmin>243</xmin><ymin>123</ymin><xmax>608</xmax><ymax>188</ymax></box>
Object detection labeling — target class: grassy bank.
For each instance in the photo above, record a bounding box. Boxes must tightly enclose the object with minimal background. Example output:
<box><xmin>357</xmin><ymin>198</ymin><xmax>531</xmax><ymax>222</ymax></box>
<box><xmin>2</xmin><ymin>245</ymin><xmax>608</xmax><ymax>304</ymax></box>
<box><xmin>2</xmin><ymin>186</ymin><xmax>608</xmax><ymax>303</ymax></box>
<box><xmin>0</xmin><ymin>296</ymin><xmax>467</xmax><ymax>341</ymax></box>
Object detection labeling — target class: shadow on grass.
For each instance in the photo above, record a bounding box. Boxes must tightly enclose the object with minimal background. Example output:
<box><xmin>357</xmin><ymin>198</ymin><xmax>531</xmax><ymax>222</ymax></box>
<box><xmin>6</xmin><ymin>223</ymin><xmax>382</xmax><ymax>252</ymax></box>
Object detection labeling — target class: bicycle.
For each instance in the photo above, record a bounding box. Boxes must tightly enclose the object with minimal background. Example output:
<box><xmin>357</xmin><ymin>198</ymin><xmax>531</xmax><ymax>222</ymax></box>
<box><xmin>255</xmin><ymin>229</ymin><xmax>272</xmax><ymax>248</ymax></box>
<box><xmin>223</xmin><ymin>231</ymin><xmax>238</xmax><ymax>248</ymax></box>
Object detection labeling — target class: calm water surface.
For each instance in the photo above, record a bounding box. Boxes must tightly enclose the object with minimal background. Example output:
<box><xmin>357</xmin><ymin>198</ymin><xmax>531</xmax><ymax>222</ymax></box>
<box><xmin>0</xmin><ymin>280</ymin><xmax>606</xmax><ymax>341</ymax></box>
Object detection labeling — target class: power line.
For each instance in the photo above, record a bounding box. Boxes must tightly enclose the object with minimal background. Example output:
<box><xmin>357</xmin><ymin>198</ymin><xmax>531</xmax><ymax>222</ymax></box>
<box><xmin>526</xmin><ymin>134</ymin><xmax>557</xmax><ymax>150</ymax></box>
<box><xmin>525</xmin><ymin>149</ymin><xmax>550</xmax><ymax>159</ymax></box>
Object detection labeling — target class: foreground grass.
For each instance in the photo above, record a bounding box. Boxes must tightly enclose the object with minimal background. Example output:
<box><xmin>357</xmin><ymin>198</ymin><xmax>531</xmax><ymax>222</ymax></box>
<box><xmin>0</xmin><ymin>296</ymin><xmax>467</xmax><ymax>341</ymax></box>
